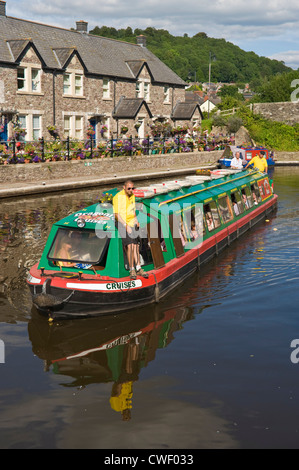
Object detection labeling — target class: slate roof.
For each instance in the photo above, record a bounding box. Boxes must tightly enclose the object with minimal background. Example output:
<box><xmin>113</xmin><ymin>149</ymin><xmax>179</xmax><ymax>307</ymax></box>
<box><xmin>171</xmin><ymin>102</ymin><xmax>203</xmax><ymax>120</ymax></box>
<box><xmin>113</xmin><ymin>97</ymin><xmax>153</xmax><ymax>119</ymax></box>
<box><xmin>0</xmin><ymin>14</ymin><xmax>186</xmax><ymax>86</ymax></box>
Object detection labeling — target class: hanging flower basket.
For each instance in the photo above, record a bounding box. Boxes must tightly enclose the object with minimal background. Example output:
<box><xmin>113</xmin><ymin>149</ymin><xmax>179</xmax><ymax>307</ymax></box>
<box><xmin>47</xmin><ymin>125</ymin><xmax>59</xmax><ymax>138</ymax></box>
<box><xmin>87</xmin><ymin>125</ymin><xmax>95</xmax><ymax>136</ymax></box>
<box><xmin>121</xmin><ymin>126</ymin><xmax>128</xmax><ymax>134</ymax></box>
<box><xmin>100</xmin><ymin>125</ymin><xmax>108</xmax><ymax>136</ymax></box>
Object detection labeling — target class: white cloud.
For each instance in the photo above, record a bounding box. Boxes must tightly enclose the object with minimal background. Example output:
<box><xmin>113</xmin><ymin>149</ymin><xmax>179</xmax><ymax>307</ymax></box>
<box><xmin>7</xmin><ymin>0</ymin><xmax>299</xmax><ymax>68</ymax></box>
<box><xmin>270</xmin><ymin>51</ymin><xmax>299</xmax><ymax>69</ymax></box>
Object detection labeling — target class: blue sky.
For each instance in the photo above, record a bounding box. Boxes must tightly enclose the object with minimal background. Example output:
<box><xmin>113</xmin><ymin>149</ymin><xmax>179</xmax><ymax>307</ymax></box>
<box><xmin>7</xmin><ymin>0</ymin><xmax>299</xmax><ymax>69</ymax></box>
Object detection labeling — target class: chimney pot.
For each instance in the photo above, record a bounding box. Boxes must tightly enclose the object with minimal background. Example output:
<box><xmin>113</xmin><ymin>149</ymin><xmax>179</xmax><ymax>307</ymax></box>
<box><xmin>76</xmin><ymin>20</ymin><xmax>88</xmax><ymax>33</ymax></box>
<box><xmin>137</xmin><ymin>35</ymin><xmax>146</xmax><ymax>47</ymax></box>
<box><xmin>0</xmin><ymin>1</ymin><xmax>6</xmax><ymax>16</ymax></box>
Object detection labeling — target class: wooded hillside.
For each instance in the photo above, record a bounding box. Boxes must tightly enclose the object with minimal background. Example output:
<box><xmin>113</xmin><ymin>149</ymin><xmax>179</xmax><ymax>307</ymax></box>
<box><xmin>89</xmin><ymin>26</ymin><xmax>292</xmax><ymax>86</ymax></box>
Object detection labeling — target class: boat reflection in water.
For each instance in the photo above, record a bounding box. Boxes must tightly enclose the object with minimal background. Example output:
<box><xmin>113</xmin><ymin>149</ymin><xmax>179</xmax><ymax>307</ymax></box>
<box><xmin>28</xmin><ymin>301</ymin><xmax>196</xmax><ymax>421</ymax></box>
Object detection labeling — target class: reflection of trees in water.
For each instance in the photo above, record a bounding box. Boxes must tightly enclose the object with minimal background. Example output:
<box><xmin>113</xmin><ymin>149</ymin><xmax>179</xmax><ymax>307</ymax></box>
<box><xmin>29</xmin><ymin>304</ymin><xmax>194</xmax><ymax>421</ymax></box>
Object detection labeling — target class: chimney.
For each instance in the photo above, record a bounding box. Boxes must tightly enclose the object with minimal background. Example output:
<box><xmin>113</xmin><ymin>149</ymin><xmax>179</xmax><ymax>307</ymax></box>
<box><xmin>136</xmin><ymin>35</ymin><xmax>146</xmax><ymax>47</ymax></box>
<box><xmin>76</xmin><ymin>20</ymin><xmax>88</xmax><ymax>33</ymax></box>
<box><xmin>0</xmin><ymin>1</ymin><xmax>6</xmax><ymax>16</ymax></box>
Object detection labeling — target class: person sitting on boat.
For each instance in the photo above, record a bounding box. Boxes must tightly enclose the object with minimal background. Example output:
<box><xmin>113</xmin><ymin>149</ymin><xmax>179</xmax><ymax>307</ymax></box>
<box><xmin>113</xmin><ymin>180</ymin><xmax>148</xmax><ymax>280</ymax></box>
<box><xmin>242</xmin><ymin>192</ymin><xmax>249</xmax><ymax>209</ymax></box>
<box><xmin>190</xmin><ymin>221</ymin><xmax>199</xmax><ymax>241</ymax></box>
<box><xmin>205</xmin><ymin>212</ymin><xmax>214</xmax><ymax>231</ymax></box>
<box><xmin>231</xmin><ymin>151</ymin><xmax>243</xmax><ymax>170</ymax></box>
<box><xmin>245</xmin><ymin>150</ymin><xmax>268</xmax><ymax>173</ymax></box>
<box><xmin>55</xmin><ymin>235</ymin><xmax>76</xmax><ymax>267</ymax></box>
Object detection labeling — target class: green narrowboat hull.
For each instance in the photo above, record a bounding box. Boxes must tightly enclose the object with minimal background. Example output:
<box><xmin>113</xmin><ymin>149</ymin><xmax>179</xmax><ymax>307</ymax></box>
<box><xmin>27</xmin><ymin>169</ymin><xmax>277</xmax><ymax>319</ymax></box>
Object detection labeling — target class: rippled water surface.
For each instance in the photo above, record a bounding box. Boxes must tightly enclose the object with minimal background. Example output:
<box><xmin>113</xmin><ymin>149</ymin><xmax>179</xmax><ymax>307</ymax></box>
<box><xmin>0</xmin><ymin>167</ymin><xmax>299</xmax><ymax>449</ymax></box>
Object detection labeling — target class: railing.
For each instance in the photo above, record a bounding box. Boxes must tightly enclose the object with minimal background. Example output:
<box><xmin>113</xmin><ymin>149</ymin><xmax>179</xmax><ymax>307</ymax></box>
<box><xmin>0</xmin><ymin>134</ymin><xmax>234</xmax><ymax>165</ymax></box>
<box><xmin>217</xmin><ymin>104</ymin><xmax>252</xmax><ymax>117</ymax></box>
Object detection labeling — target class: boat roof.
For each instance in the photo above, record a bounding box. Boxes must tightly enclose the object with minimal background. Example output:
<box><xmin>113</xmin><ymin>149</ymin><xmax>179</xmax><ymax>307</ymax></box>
<box><xmin>54</xmin><ymin>169</ymin><xmax>266</xmax><ymax>229</ymax></box>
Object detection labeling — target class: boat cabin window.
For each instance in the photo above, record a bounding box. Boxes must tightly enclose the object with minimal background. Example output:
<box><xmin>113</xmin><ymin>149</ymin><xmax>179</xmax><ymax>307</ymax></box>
<box><xmin>204</xmin><ymin>202</ymin><xmax>221</xmax><ymax>232</ymax></box>
<box><xmin>218</xmin><ymin>195</ymin><xmax>234</xmax><ymax>223</ymax></box>
<box><xmin>251</xmin><ymin>183</ymin><xmax>262</xmax><ymax>204</ymax></box>
<box><xmin>230</xmin><ymin>191</ymin><xmax>244</xmax><ymax>216</ymax></box>
<box><xmin>240</xmin><ymin>189</ymin><xmax>250</xmax><ymax>210</ymax></box>
<box><xmin>48</xmin><ymin>228</ymin><xmax>110</xmax><ymax>267</ymax></box>
<box><xmin>182</xmin><ymin>205</ymin><xmax>206</xmax><ymax>242</ymax></box>
<box><xmin>243</xmin><ymin>186</ymin><xmax>254</xmax><ymax>208</ymax></box>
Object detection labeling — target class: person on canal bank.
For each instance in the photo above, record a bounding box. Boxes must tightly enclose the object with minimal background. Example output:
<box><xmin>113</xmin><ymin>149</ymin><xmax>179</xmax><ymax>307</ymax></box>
<box><xmin>113</xmin><ymin>179</ymin><xmax>148</xmax><ymax>280</ymax></box>
<box><xmin>245</xmin><ymin>150</ymin><xmax>268</xmax><ymax>173</ymax></box>
<box><xmin>231</xmin><ymin>151</ymin><xmax>244</xmax><ymax>170</ymax></box>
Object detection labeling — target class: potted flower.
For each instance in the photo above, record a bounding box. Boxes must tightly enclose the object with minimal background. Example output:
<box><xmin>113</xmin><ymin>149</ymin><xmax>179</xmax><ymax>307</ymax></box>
<box><xmin>100</xmin><ymin>192</ymin><xmax>113</xmax><ymax>206</ymax></box>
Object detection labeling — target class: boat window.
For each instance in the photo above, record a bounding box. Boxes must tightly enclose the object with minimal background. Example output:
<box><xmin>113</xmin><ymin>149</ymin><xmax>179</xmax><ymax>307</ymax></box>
<box><xmin>193</xmin><ymin>205</ymin><xmax>205</xmax><ymax>239</ymax></box>
<box><xmin>243</xmin><ymin>186</ymin><xmax>254</xmax><ymax>207</ymax></box>
<box><xmin>218</xmin><ymin>195</ymin><xmax>234</xmax><ymax>223</ymax></box>
<box><xmin>251</xmin><ymin>183</ymin><xmax>262</xmax><ymax>204</ymax></box>
<box><xmin>204</xmin><ymin>202</ymin><xmax>221</xmax><ymax>232</ymax></box>
<box><xmin>230</xmin><ymin>191</ymin><xmax>244</xmax><ymax>216</ymax></box>
<box><xmin>240</xmin><ymin>189</ymin><xmax>250</xmax><ymax>210</ymax></box>
<box><xmin>182</xmin><ymin>205</ymin><xmax>206</xmax><ymax>242</ymax></box>
<box><xmin>180</xmin><ymin>214</ymin><xmax>187</xmax><ymax>246</ymax></box>
<box><xmin>48</xmin><ymin>228</ymin><xmax>110</xmax><ymax>266</ymax></box>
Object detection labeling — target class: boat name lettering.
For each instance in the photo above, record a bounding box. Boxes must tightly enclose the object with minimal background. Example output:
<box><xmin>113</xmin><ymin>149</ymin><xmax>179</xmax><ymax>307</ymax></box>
<box><xmin>74</xmin><ymin>212</ymin><xmax>114</xmax><ymax>224</ymax></box>
<box><xmin>106</xmin><ymin>280</ymin><xmax>140</xmax><ymax>290</ymax></box>
<box><xmin>204</xmin><ymin>197</ymin><xmax>213</xmax><ymax>203</ymax></box>
<box><xmin>218</xmin><ymin>193</ymin><xmax>227</xmax><ymax>198</ymax></box>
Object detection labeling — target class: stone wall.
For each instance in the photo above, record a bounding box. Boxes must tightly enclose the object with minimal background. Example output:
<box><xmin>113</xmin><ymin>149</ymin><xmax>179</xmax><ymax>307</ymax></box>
<box><xmin>253</xmin><ymin>102</ymin><xmax>299</xmax><ymax>125</ymax></box>
<box><xmin>0</xmin><ymin>150</ymin><xmax>221</xmax><ymax>185</ymax></box>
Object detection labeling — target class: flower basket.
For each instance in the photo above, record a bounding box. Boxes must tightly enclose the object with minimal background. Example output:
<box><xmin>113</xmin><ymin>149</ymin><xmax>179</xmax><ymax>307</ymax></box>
<box><xmin>121</xmin><ymin>126</ymin><xmax>128</xmax><ymax>134</ymax></box>
<box><xmin>87</xmin><ymin>125</ymin><xmax>95</xmax><ymax>137</ymax></box>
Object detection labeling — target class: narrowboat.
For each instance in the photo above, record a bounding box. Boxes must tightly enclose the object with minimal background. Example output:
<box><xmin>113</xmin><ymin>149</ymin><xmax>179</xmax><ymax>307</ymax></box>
<box><xmin>218</xmin><ymin>145</ymin><xmax>275</xmax><ymax>168</ymax></box>
<box><xmin>27</xmin><ymin>168</ymin><xmax>277</xmax><ymax>319</ymax></box>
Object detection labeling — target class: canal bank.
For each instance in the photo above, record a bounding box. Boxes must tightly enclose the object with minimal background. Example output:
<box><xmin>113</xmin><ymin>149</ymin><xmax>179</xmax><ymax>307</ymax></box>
<box><xmin>0</xmin><ymin>149</ymin><xmax>298</xmax><ymax>199</ymax></box>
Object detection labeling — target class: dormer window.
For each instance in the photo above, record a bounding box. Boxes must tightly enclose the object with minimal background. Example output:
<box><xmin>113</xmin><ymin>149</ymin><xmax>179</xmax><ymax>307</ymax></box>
<box><xmin>17</xmin><ymin>66</ymin><xmax>41</xmax><ymax>93</ymax></box>
<box><xmin>136</xmin><ymin>79</ymin><xmax>150</xmax><ymax>101</ymax></box>
<box><xmin>63</xmin><ymin>72</ymin><xmax>83</xmax><ymax>97</ymax></box>
<box><xmin>103</xmin><ymin>79</ymin><xmax>110</xmax><ymax>99</ymax></box>
<box><xmin>163</xmin><ymin>86</ymin><xmax>170</xmax><ymax>103</ymax></box>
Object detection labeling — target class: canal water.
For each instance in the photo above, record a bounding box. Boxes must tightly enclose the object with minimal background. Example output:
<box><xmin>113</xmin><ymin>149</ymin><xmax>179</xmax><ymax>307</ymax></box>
<box><xmin>0</xmin><ymin>167</ymin><xmax>298</xmax><ymax>449</ymax></box>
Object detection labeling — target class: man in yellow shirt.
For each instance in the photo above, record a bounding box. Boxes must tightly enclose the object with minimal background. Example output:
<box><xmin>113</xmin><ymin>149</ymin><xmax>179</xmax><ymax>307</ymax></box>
<box><xmin>113</xmin><ymin>180</ymin><xmax>148</xmax><ymax>279</ymax></box>
<box><xmin>245</xmin><ymin>150</ymin><xmax>268</xmax><ymax>173</ymax></box>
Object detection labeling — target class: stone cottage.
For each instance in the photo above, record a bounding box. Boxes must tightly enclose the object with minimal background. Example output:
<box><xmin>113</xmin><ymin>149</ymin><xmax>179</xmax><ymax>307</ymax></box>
<box><xmin>0</xmin><ymin>1</ymin><xmax>202</xmax><ymax>142</ymax></box>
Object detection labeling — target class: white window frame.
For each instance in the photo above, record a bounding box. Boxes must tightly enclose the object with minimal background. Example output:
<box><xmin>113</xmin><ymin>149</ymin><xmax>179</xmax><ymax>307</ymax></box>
<box><xmin>64</xmin><ymin>115</ymin><xmax>71</xmax><ymax>137</ymax></box>
<box><xmin>63</xmin><ymin>114</ymin><xmax>84</xmax><ymax>139</ymax></box>
<box><xmin>17</xmin><ymin>115</ymin><xmax>27</xmax><ymax>141</ymax></box>
<box><xmin>15</xmin><ymin>114</ymin><xmax>42</xmax><ymax>141</ymax></box>
<box><xmin>63</xmin><ymin>71</ymin><xmax>84</xmax><ymax>97</ymax></box>
<box><xmin>75</xmin><ymin>116</ymin><xmax>83</xmax><ymax>139</ymax></box>
<box><xmin>103</xmin><ymin>79</ymin><xmax>110</xmax><ymax>99</ymax></box>
<box><xmin>136</xmin><ymin>80</ymin><xmax>142</xmax><ymax>98</ymax></box>
<box><xmin>144</xmin><ymin>82</ymin><xmax>150</xmax><ymax>102</ymax></box>
<box><xmin>63</xmin><ymin>73</ymin><xmax>71</xmax><ymax>95</ymax></box>
<box><xmin>136</xmin><ymin>79</ymin><xmax>150</xmax><ymax>101</ymax></box>
<box><xmin>17</xmin><ymin>66</ymin><xmax>41</xmax><ymax>93</ymax></box>
<box><xmin>163</xmin><ymin>86</ymin><xmax>170</xmax><ymax>103</ymax></box>
<box><xmin>32</xmin><ymin>115</ymin><xmax>41</xmax><ymax>140</ymax></box>
<box><xmin>75</xmin><ymin>74</ymin><xmax>83</xmax><ymax>96</ymax></box>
